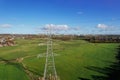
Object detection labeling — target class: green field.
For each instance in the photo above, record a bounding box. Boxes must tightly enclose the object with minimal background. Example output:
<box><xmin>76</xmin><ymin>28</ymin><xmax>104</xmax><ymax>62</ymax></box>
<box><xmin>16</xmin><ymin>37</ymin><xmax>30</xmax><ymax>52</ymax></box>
<box><xmin>0</xmin><ymin>38</ymin><xmax>119</xmax><ymax>80</ymax></box>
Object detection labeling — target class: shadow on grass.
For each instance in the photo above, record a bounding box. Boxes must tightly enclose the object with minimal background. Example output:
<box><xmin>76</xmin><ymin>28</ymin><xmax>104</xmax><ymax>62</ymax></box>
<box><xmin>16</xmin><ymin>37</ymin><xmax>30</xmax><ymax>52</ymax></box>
<box><xmin>78</xmin><ymin>45</ymin><xmax>120</xmax><ymax>80</ymax></box>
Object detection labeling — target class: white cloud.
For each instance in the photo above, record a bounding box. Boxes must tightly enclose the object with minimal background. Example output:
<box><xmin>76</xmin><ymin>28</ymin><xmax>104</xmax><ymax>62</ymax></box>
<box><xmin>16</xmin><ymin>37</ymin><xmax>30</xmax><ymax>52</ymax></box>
<box><xmin>71</xmin><ymin>27</ymin><xmax>80</xmax><ymax>30</ymax></box>
<box><xmin>96</xmin><ymin>24</ymin><xmax>120</xmax><ymax>34</ymax></box>
<box><xmin>97</xmin><ymin>24</ymin><xmax>108</xmax><ymax>30</ymax></box>
<box><xmin>0</xmin><ymin>24</ymin><xmax>12</xmax><ymax>28</ymax></box>
<box><xmin>43</xmin><ymin>24</ymin><xmax>69</xmax><ymax>31</ymax></box>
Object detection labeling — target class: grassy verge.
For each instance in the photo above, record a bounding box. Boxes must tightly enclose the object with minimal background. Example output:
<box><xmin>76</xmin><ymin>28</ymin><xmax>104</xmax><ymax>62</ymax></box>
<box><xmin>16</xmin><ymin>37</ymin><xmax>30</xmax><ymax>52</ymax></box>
<box><xmin>0</xmin><ymin>39</ymin><xmax>119</xmax><ymax>80</ymax></box>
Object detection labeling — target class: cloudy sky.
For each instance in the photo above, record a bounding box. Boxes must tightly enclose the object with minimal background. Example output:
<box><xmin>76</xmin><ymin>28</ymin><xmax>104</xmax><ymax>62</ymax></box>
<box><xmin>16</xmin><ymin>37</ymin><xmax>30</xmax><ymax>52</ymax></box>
<box><xmin>0</xmin><ymin>0</ymin><xmax>120</xmax><ymax>34</ymax></box>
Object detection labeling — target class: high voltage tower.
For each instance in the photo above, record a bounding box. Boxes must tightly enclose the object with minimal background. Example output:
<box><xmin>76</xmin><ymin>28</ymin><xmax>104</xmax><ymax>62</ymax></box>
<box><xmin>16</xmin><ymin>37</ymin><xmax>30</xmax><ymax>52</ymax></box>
<box><xmin>43</xmin><ymin>27</ymin><xmax>58</xmax><ymax>80</ymax></box>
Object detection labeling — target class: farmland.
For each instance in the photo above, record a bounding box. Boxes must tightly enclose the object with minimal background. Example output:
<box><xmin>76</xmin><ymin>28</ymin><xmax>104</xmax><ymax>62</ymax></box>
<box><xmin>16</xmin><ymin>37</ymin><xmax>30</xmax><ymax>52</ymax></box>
<box><xmin>0</xmin><ymin>38</ymin><xmax>119</xmax><ymax>80</ymax></box>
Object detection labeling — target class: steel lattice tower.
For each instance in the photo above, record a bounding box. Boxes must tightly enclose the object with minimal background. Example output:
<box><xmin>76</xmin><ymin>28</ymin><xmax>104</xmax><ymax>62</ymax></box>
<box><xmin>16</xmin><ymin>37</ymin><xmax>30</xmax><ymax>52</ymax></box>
<box><xmin>43</xmin><ymin>26</ymin><xmax>58</xmax><ymax>80</ymax></box>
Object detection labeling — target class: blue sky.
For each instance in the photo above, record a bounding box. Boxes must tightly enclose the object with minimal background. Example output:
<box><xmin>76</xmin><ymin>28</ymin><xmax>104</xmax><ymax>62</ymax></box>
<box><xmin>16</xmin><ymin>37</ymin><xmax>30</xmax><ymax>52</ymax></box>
<box><xmin>0</xmin><ymin>0</ymin><xmax>120</xmax><ymax>34</ymax></box>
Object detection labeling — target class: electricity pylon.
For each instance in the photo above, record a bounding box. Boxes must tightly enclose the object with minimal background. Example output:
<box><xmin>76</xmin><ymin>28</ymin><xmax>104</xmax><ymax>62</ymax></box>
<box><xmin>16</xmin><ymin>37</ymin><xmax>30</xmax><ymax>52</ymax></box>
<box><xmin>43</xmin><ymin>26</ymin><xmax>58</xmax><ymax>80</ymax></box>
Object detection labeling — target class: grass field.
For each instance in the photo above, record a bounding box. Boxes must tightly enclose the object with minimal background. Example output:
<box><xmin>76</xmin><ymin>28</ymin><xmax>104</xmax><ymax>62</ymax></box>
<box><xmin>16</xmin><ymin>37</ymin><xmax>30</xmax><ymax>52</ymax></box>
<box><xmin>0</xmin><ymin>38</ymin><xmax>119</xmax><ymax>80</ymax></box>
